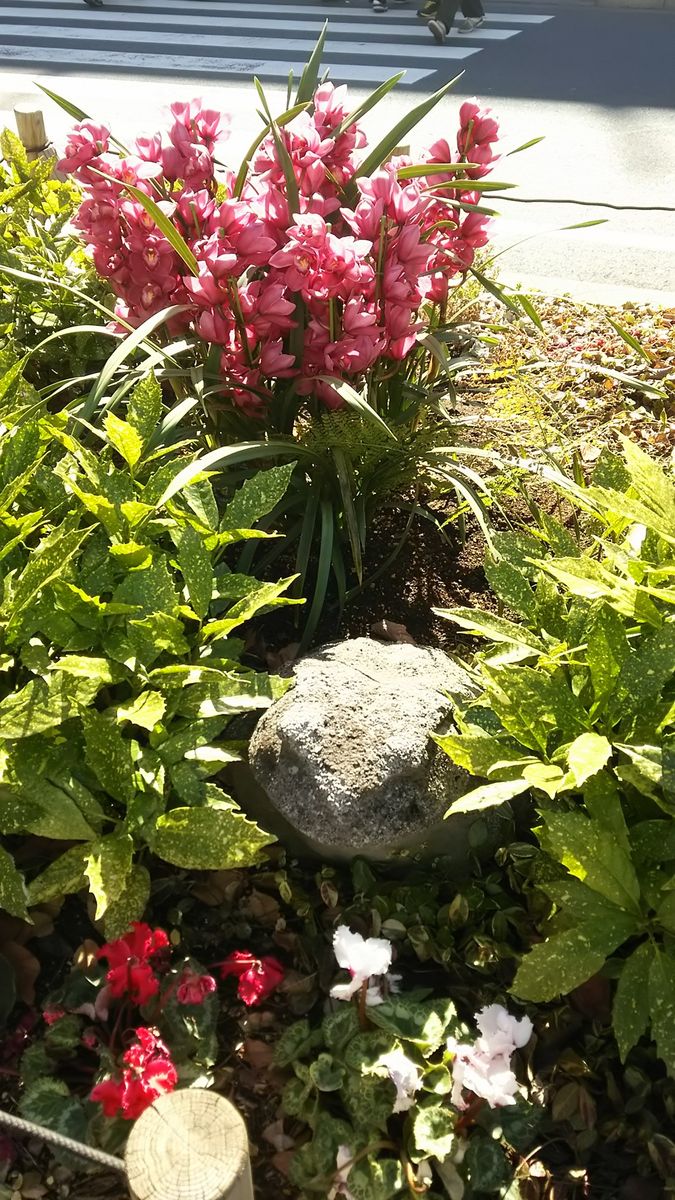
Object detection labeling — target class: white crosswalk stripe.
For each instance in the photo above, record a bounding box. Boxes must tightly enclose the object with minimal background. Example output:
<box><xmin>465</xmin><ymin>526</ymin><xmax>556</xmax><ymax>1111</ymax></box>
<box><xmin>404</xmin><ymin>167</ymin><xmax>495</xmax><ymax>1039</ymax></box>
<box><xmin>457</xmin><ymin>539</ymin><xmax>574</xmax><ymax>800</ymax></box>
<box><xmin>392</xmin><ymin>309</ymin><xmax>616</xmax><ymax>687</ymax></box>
<box><xmin>3</xmin><ymin>1</ymin><xmax>554</xmax><ymax>88</ymax></box>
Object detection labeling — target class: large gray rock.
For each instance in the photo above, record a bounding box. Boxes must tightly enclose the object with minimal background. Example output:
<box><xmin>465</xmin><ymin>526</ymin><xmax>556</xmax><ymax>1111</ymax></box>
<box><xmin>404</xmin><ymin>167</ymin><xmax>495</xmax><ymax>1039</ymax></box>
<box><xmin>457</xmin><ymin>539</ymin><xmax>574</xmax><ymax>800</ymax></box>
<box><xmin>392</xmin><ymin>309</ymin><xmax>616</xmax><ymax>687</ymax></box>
<box><xmin>245</xmin><ymin>637</ymin><xmax>511</xmax><ymax>865</ymax></box>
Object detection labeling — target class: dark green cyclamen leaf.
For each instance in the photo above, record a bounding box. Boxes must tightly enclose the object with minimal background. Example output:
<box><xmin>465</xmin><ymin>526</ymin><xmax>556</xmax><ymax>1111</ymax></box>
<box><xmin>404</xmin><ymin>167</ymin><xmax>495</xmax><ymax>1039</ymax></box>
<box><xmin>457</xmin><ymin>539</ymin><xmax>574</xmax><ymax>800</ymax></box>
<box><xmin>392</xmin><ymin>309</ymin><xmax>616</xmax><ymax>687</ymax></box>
<box><xmin>366</xmin><ymin>997</ymin><xmax>457</xmax><ymax>1053</ymax></box>
<box><xmin>649</xmin><ymin>948</ymin><xmax>675</xmax><ymax>1074</ymax></box>
<box><xmin>511</xmin><ymin>910</ymin><xmax>637</xmax><ymax>1003</ymax></box>
<box><xmin>83</xmin><ymin>712</ymin><xmax>135</xmax><ymax>804</ymax></box>
<box><xmin>613</xmin><ymin>941</ymin><xmax>653</xmax><ymax>1061</ymax></box>
<box><xmin>346</xmin><ymin>1156</ymin><xmax>403</xmax><ymax>1200</ymax></box>
<box><xmin>308</xmin><ymin>1053</ymin><xmax>345</xmax><ymax>1092</ymax></box>
<box><xmin>273</xmin><ymin>1020</ymin><xmax>317</xmax><ymax>1068</ymax></box>
<box><xmin>412</xmin><ymin>1103</ymin><xmax>457</xmax><ymax>1161</ymax></box>
<box><xmin>20</xmin><ymin>1078</ymin><xmax>87</xmax><ymax>1150</ymax></box>
<box><xmin>465</xmin><ymin>1135</ymin><xmax>511</xmax><ymax>1193</ymax></box>
<box><xmin>340</xmin><ymin>1072</ymin><xmax>395</xmax><ymax>1133</ymax></box>
<box><xmin>0</xmin><ymin>844</ymin><xmax>28</xmax><ymax>919</ymax></box>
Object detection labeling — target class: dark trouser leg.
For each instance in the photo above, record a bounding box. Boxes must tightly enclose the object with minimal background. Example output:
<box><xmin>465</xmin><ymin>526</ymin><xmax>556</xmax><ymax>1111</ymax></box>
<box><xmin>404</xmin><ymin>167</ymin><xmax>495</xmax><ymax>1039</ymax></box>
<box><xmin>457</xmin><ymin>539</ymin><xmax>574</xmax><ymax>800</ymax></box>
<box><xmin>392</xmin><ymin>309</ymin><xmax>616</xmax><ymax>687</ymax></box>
<box><xmin>460</xmin><ymin>0</ymin><xmax>484</xmax><ymax>16</ymax></box>
<box><xmin>435</xmin><ymin>0</ymin><xmax>459</xmax><ymax>29</ymax></box>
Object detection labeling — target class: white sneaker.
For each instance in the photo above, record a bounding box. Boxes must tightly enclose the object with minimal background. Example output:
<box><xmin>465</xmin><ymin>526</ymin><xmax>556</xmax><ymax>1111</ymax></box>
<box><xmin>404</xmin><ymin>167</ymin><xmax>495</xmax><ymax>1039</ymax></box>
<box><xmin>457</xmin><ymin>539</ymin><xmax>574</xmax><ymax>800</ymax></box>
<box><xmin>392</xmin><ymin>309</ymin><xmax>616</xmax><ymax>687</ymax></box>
<box><xmin>458</xmin><ymin>15</ymin><xmax>484</xmax><ymax>29</ymax></box>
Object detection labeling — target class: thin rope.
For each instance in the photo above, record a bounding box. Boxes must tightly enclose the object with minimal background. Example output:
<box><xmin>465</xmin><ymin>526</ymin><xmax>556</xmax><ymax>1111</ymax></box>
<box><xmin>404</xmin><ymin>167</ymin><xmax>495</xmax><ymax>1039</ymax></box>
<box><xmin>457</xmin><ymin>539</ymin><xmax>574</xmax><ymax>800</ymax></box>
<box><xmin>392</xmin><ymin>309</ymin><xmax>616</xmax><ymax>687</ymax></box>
<box><xmin>0</xmin><ymin>1108</ymin><xmax>126</xmax><ymax>1174</ymax></box>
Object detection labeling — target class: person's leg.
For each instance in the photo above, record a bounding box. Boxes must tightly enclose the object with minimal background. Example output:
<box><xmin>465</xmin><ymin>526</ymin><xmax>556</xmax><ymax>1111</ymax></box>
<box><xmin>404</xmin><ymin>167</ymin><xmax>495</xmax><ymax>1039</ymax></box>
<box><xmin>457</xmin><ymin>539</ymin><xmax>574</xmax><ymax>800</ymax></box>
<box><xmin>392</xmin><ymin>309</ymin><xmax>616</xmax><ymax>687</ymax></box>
<box><xmin>427</xmin><ymin>0</ymin><xmax>458</xmax><ymax>42</ymax></box>
<box><xmin>457</xmin><ymin>0</ymin><xmax>484</xmax><ymax>30</ymax></box>
<box><xmin>82</xmin><ymin>0</ymin><xmax>104</xmax><ymax>8</ymax></box>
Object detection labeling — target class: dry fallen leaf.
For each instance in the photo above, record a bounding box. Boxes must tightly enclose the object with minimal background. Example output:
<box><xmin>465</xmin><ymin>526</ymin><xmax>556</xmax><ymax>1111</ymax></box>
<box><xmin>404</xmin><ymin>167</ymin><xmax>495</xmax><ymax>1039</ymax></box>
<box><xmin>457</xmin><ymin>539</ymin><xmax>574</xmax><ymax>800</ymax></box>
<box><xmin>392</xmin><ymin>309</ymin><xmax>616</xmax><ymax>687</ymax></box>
<box><xmin>370</xmin><ymin>619</ymin><xmax>416</xmax><ymax>644</ymax></box>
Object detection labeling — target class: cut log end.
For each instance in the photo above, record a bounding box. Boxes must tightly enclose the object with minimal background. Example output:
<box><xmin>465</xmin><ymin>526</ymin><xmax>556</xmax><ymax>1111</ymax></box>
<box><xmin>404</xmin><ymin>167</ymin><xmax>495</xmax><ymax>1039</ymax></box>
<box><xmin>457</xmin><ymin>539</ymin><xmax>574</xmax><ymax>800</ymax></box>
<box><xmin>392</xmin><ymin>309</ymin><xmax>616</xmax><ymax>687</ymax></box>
<box><xmin>14</xmin><ymin>104</ymin><xmax>48</xmax><ymax>155</ymax></box>
<box><xmin>125</xmin><ymin>1090</ymin><xmax>253</xmax><ymax>1200</ymax></box>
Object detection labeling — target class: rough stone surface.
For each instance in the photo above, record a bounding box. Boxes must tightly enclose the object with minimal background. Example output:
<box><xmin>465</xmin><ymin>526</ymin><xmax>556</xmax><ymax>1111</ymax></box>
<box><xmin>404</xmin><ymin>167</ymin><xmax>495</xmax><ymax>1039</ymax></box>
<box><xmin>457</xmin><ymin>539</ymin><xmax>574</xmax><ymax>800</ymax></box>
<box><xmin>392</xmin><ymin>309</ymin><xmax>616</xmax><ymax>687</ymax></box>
<box><xmin>246</xmin><ymin>637</ymin><xmax>510</xmax><ymax>865</ymax></box>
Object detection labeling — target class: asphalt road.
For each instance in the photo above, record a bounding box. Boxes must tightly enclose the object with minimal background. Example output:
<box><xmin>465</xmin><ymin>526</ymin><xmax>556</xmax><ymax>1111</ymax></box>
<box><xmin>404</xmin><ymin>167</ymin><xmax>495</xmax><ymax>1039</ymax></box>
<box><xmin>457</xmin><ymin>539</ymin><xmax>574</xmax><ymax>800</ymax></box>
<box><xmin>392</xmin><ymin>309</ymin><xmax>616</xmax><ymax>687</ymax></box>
<box><xmin>1</xmin><ymin>0</ymin><xmax>674</xmax><ymax>301</ymax></box>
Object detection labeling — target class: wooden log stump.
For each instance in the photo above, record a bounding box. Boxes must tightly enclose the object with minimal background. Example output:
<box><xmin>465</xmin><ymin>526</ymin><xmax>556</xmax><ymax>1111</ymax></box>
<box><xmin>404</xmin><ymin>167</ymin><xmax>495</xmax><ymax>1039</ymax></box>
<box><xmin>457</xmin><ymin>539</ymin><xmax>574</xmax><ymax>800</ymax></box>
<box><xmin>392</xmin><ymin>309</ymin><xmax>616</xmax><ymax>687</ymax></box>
<box><xmin>14</xmin><ymin>103</ymin><xmax>52</xmax><ymax>162</ymax></box>
<box><xmin>125</xmin><ymin>1091</ymin><xmax>254</xmax><ymax>1200</ymax></box>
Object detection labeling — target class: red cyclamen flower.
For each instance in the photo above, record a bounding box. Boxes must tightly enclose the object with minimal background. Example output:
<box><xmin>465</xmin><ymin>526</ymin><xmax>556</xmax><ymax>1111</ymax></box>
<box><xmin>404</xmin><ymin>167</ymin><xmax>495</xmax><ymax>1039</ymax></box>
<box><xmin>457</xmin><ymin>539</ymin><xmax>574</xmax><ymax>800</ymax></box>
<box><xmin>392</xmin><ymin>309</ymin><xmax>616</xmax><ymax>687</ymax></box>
<box><xmin>90</xmin><ymin>1026</ymin><xmax>177</xmax><ymax>1121</ymax></box>
<box><xmin>42</xmin><ymin>1007</ymin><xmax>65</xmax><ymax>1026</ymax></box>
<box><xmin>219</xmin><ymin>951</ymin><xmax>284</xmax><ymax>1006</ymax></box>
<box><xmin>176</xmin><ymin>969</ymin><xmax>218</xmax><ymax>1006</ymax></box>
<box><xmin>97</xmin><ymin>922</ymin><xmax>170</xmax><ymax>1006</ymax></box>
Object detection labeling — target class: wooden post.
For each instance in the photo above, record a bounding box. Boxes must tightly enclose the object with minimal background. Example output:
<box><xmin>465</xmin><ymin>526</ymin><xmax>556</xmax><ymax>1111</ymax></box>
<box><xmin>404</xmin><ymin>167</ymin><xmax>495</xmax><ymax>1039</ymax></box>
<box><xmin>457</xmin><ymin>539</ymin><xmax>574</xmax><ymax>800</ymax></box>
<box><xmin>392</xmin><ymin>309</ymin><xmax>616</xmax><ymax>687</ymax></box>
<box><xmin>125</xmin><ymin>1090</ymin><xmax>254</xmax><ymax>1200</ymax></box>
<box><xmin>14</xmin><ymin>102</ymin><xmax>52</xmax><ymax>161</ymax></box>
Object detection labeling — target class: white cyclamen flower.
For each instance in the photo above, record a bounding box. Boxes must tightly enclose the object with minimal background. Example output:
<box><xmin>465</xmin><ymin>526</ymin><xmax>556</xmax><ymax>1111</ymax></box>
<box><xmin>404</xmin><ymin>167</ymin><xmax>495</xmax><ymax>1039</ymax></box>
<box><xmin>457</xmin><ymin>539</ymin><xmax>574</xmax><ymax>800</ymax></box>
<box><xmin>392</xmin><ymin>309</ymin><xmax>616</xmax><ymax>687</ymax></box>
<box><xmin>328</xmin><ymin>1145</ymin><xmax>355</xmax><ymax>1200</ymax></box>
<box><xmin>377</xmin><ymin>1047</ymin><xmax>422</xmax><ymax>1114</ymax></box>
<box><xmin>330</xmin><ymin>925</ymin><xmax>392</xmax><ymax>1002</ymax></box>
<box><xmin>447</xmin><ymin>1003</ymin><xmax>533</xmax><ymax>1111</ymax></box>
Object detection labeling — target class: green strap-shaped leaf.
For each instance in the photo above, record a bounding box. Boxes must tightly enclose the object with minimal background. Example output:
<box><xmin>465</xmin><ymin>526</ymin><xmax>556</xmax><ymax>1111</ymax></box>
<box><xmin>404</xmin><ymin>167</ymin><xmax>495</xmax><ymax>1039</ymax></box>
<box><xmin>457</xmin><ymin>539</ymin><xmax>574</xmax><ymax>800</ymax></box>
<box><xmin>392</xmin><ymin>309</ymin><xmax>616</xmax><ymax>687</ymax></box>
<box><xmin>613</xmin><ymin>941</ymin><xmax>653</xmax><ymax>1061</ymax></box>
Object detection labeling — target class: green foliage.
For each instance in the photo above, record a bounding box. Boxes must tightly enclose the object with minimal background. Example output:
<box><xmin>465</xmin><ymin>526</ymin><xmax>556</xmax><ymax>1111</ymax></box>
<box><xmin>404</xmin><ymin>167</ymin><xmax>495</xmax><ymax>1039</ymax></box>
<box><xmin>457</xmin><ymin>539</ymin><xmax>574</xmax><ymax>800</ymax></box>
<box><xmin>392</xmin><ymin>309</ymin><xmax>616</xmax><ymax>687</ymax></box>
<box><xmin>436</xmin><ymin>440</ymin><xmax>675</xmax><ymax>1071</ymax></box>
<box><xmin>0</xmin><ymin>129</ymin><xmax>108</xmax><ymax>390</ymax></box>
<box><xmin>0</xmin><ymin>364</ymin><xmax>299</xmax><ymax>926</ymax></box>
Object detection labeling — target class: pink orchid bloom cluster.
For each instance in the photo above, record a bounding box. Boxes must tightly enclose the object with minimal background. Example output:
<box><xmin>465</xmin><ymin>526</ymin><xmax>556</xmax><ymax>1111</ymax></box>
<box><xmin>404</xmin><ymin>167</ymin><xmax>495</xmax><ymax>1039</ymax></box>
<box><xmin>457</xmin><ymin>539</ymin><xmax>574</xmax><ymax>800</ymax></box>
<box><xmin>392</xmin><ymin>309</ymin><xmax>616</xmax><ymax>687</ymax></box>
<box><xmin>58</xmin><ymin>88</ymin><xmax>499</xmax><ymax>416</ymax></box>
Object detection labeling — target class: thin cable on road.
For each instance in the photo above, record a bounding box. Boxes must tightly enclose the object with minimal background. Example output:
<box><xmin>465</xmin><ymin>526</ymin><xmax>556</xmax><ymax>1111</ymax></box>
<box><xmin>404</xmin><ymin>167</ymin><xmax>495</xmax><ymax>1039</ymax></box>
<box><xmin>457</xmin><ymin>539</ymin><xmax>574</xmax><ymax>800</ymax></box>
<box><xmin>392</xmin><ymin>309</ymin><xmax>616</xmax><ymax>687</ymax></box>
<box><xmin>0</xmin><ymin>1108</ymin><xmax>126</xmax><ymax>1174</ymax></box>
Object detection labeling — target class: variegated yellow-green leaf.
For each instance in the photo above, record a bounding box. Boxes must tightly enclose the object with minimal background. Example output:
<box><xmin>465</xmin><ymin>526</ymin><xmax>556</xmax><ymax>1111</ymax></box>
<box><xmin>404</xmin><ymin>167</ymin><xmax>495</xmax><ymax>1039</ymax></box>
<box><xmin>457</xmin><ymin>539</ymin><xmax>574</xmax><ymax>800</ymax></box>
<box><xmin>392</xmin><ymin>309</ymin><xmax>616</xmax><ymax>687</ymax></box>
<box><xmin>26</xmin><ymin>845</ymin><xmax>88</xmax><ymax>906</ymax></box>
<box><xmin>117</xmin><ymin>690</ymin><xmax>166</xmax><ymax>732</ymax></box>
<box><xmin>174</xmin><ymin>523</ymin><xmax>213</xmax><ymax>619</ymax></box>
<box><xmin>128</xmin><ymin>372</ymin><xmax>162</xmax><ymax>447</ymax></box>
<box><xmin>649</xmin><ymin>948</ymin><xmax>675</xmax><ymax>1074</ymax></box>
<box><xmin>539</xmin><ymin>810</ymin><xmax>640</xmax><ymax>912</ymax></box>
<box><xmin>83</xmin><ymin>711</ymin><xmax>135</xmax><ymax>804</ymax></box>
<box><xmin>0</xmin><ymin>671</ymin><xmax>102</xmax><ymax>739</ymax></box>
<box><xmin>84</xmin><ymin>830</ymin><xmax>134</xmax><ymax>919</ymax></box>
<box><xmin>102</xmin><ymin>864</ymin><xmax>151</xmax><ymax>939</ymax></box>
<box><xmin>566</xmin><ymin>732</ymin><xmax>612</xmax><ymax>787</ymax></box>
<box><xmin>221</xmin><ymin>463</ymin><xmax>295</xmax><ymax>532</ymax></box>
<box><xmin>153</xmin><ymin>802</ymin><xmax>274</xmax><ymax>870</ymax></box>
<box><xmin>0</xmin><ymin>844</ymin><xmax>29</xmax><ymax>919</ymax></box>
<box><xmin>613</xmin><ymin>940</ymin><xmax>652</xmax><ymax>1061</ymax></box>
<box><xmin>446</xmin><ymin>777</ymin><xmax>531</xmax><ymax>817</ymax></box>
<box><xmin>104</xmin><ymin>412</ymin><xmax>143</xmax><ymax>470</ymax></box>
<box><xmin>512</xmin><ymin>909</ymin><xmax>637</xmax><ymax>1002</ymax></box>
